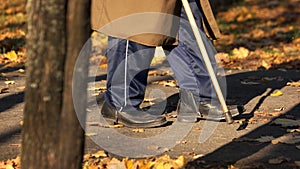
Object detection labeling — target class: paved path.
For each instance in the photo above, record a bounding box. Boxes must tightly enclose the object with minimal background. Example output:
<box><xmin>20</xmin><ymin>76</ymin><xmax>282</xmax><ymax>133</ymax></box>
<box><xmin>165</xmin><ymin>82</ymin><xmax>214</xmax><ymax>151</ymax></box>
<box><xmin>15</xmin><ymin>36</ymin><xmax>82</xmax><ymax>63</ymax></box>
<box><xmin>1</xmin><ymin>64</ymin><xmax>300</xmax><ymax>168</ymax></box>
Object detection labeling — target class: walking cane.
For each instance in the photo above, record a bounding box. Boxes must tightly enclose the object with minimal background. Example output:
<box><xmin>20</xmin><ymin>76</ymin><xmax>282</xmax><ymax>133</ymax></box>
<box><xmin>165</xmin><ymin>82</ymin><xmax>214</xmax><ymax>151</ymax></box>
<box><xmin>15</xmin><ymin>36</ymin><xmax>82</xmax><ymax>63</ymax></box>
<box><xmin>181</xmin><ymin>0</ymin><xmax>234</xmax><ymax>124</ymax></box>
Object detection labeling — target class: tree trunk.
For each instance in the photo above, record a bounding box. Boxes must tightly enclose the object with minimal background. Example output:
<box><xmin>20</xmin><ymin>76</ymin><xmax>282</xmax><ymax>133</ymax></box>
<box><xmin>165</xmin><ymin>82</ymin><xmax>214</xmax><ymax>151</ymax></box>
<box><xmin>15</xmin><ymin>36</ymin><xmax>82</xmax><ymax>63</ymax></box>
<box><xmin>21</xmin><ymin>0</ymin><xmax>90</xmax><ymax>168</ymax></box>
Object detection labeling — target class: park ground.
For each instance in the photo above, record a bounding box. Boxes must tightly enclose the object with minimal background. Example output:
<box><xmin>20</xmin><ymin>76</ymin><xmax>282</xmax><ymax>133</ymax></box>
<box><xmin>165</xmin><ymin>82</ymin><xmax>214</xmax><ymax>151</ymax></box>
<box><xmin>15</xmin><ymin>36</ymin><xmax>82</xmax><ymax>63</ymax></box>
<box><xmin>0</xmin><ymin>0</ymin><xmax>300</xmax><ymax>168</ymax></box>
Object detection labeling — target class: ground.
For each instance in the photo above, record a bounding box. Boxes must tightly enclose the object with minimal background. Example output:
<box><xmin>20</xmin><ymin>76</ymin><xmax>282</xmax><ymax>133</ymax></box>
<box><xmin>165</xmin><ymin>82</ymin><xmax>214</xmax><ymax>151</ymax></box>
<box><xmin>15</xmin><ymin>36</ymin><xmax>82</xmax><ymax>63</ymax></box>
<box><xmin>0</xmin><ymin>0</ymin><xmax>300</xmax><ymax>168</ymax></box>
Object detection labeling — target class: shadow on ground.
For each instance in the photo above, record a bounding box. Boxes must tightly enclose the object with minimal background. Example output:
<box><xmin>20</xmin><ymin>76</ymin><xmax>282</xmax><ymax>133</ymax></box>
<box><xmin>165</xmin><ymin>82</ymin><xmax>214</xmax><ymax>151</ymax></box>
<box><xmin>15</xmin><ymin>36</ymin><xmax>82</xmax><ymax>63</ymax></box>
<box><xmin>185</xmin><ymin>70</ymin><xmax>300</xmax><ymax>169</ymax></box>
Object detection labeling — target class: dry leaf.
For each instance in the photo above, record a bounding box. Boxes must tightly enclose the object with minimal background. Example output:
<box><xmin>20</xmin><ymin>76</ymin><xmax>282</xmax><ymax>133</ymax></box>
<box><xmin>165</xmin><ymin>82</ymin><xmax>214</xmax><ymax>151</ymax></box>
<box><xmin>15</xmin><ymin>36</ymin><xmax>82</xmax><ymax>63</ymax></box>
<box><xmin>270</xmin><ymin>90</ymin><xmax>283</xmax><ymax>96</ymax></box>
<box><xmin>274</xmin><ymin>107</ymin><xmax>285</xmax><ymax>112</ymax></box>
<box><xmin>92</xmin><ymin>150</ymin><xmax>107</xmax><ymax>158</ymax></box>
<box><xmin>4</xmin><ymin>51</ymin><xmax>18</xmax><ymax>61</ymax></box>
<box><xmin>163</xmin><ymin>80</ymin><xmax>177</xmax><ymax>87</ymax></box>
<box><xmin>18</xmin><ymin>69</ymin><xmax>25</xmax><ymax>73</ymax></box>
<box><xmin>287</xmin><ymin>129</ymin><xmax>300</xmax><ymax>133</ymax></box>
<box><xmin>98</xmin><ymin>123</ymin><xmax>124</xmax><ymax>128</ymax></box>
<box><xmin>148</xmin><ymin>70</ymin><xmax>158</xmax><ymax>76</ymax></box>
<box><xmin>271</xmin><ymin>139</ymin><xmax>280</xmax><ymax>145</ymax></box>
<box><xmin>85</xmin><ymin>133</ymin><xmax>97</xmax><ymax>137</ymax></box>
<box><xmin>4</xmin><ymin>81</ymin><xmax>15</xmax><ymax>85</ymax></box>
<box><xmin>176</xmin><ymin>140</ymin><xmax>187</xmax><ymax>144</ymax></box>
<box><xmin>193</xmin><ymin>154</ymin><xmax>204</xmax><ymax>159</ymax></box>
<box><xmin>287</xmin><ymin>81</ymin><xmax>300</xmax><ymax>87</ymax></box>
<box><xmin>132</xmin><ymin>128</ymin><xmax>145</xmax><ymax>133</ymax></box>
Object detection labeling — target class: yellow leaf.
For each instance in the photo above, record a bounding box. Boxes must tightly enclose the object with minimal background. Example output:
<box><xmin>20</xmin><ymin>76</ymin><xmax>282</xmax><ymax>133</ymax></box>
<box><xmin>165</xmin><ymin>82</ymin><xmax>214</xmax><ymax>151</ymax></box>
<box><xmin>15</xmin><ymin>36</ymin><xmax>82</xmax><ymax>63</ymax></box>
<box><xmin>4</xmin><ymin>81</ymin><xmax>15</xmax><ymax>85</ymax></box>
<box><xmin>270</xmin><ymin>90</ymin><xmax>283</xmax><ymax>97</ymax></box>
<box><xmin>4</xmin><ymin>51</ymin><xmax>18</xmax><ymax>61</ymax></box>
<box><xmin>85</xmin><ymin>133</ymin><xmax>97</xmax><ymax>137</ymax></box>
<box><xmin>287</xmin><ymin>81</ymin><xmax>300</xmax><ymax>87</ymax></box>
<box><xmin>92</xmin><ymin>150</ymin><xmax>107</xmax><ymax>158</ymax></box>
<box><xmin>132</xmin><ymin>128</ymin><xmax>145</xmax><ymax>133</ymax></box>
<box><xmin>174</xmin><ymin>156</ymin><xmax>185</xmax><ymax>167</ymax></box>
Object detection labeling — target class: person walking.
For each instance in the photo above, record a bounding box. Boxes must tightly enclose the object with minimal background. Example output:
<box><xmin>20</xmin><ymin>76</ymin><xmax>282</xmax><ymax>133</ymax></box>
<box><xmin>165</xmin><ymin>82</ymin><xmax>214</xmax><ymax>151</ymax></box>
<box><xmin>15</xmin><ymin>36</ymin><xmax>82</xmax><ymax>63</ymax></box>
<box><xmin>91</xmin><ymin>0</ymin><xmax>241</xmax><ymax>128</ymax></box>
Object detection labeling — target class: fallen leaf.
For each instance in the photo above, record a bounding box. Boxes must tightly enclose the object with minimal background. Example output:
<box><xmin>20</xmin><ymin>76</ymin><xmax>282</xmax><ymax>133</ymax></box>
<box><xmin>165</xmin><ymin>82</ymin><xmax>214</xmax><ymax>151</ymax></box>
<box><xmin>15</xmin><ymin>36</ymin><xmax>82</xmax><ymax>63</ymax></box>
<box><xmin>271</xmin><ymin>139</ymin><xmax>280</xmax><ymax>145</ymax></box>
<box><xmin>287</xmin><ymin>81</ymin><xmax>300</xmax><ymax>87</ymax></box>
<box><xmin>18</xmin><ymin>69</ymin><xmax>25</xmax><ymax>73</ymax></box>
<box><xmin>148</xmin><ymin>70</ymin><xmax>158</xmax><ymax>76</ymax></box>
<box><xmin>268</xmin><ymin>156</ymin><xmax>290</xmax><ymax>164</ymax></box>
<box><xmin>98</xmin><ymin>123</ymin><xmax>124</xmax><ymax>128</ymax></box>
<box><xmin>163</xmin><ymin>80</ymin><xmax>177</xmax><ymax>87</ymax></box>
<box><xmin>270</xmin><ymin>90</ymin><xmax>283</xmax><ymax>96</ymax></box>
<box><xmin>287</xmin><ymin>129</ymin><xmax>300</xmax><ymax>133</ymax></box>
<box><xmin>274</xmin><ymin>106</ymin><xmax>285</xmax><ymax>112</ymax></box>
<box><xmin>132</xmin><ymin>128</ymin><xmax>145</xmax><ymax>133</ymax></box>
<box><xmin>176</xmin><ymin>140</ymin><xmax>187</xmax><ymax>144</ymax></box>
<box><xmin>85</xmin><ymin>133</ymin><xmax>97</xmax><ymax>137</ymax></box>
<box><xmin>4</xmin><ymin>51</ymin><xmax>18</xmax><ymax>61</ymax></box>
<box><xmin>193</xmin><ymin>154</ymin><xmax>204</xmax><ymax>159</ymax></box>
<box><xmin>109</xmin><ymin>124</ymin><xmax>124</xmax><ymax>128</ymax></box>
<box><xmin>4</xmin><ymin>81</ymin><xmax>15</xmax><ymax>85</ymax></box>
<box><xmin>92</xmin><ymin>150</ymin><xmax>107</xmax><ymax>158</ymax></box>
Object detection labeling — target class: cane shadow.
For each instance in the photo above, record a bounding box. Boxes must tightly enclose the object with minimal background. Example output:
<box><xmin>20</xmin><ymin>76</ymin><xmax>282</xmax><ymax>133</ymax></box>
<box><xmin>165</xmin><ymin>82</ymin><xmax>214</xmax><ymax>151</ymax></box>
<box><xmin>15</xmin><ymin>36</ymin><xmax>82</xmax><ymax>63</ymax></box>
<box><xmin>224</xmin><ymin>69</ymin><xmax>300</xmax><ymax>129</ymax></box>
<box><xmin>186</xmin><ymin>103</ymin><xmax>300</xmax><ymax>169</ymax></box>
<box><xmin>185</xmin><ymin>69</ymin><xmax>300</xmax><ymax>168</ymax></box>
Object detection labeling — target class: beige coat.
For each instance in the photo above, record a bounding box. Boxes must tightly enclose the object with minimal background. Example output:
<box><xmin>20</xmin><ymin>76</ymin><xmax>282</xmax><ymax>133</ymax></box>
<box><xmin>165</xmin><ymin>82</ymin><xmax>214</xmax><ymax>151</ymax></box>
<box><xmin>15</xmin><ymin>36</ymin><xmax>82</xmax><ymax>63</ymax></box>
<box><xmin>91</xmin><ymin>0</ymin><xmax>221</xmax><ymax>46</ymax></box>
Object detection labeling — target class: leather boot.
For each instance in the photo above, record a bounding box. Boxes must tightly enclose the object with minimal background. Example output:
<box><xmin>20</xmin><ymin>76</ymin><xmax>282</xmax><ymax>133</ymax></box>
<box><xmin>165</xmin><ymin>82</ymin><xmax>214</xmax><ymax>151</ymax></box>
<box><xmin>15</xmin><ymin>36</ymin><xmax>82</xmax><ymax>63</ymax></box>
<box><xmin>177</xmin><ymin>89</ymin><xmax>200</xmax><ymax>123</ymax></box>
<box><xmin>101</xmin><ymin>101</ymin><xmax>167</xmax><ymax>128</ymax></box>
<box><xmin>199</xmin><ymin>102</ymin><xmax>243</xmax><ymax>121</ymax></box>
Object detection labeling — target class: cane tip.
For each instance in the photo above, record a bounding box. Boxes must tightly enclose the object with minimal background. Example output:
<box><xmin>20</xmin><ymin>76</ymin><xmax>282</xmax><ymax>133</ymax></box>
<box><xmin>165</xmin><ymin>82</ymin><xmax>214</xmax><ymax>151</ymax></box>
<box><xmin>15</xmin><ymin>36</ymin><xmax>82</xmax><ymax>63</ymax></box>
<box><xmin>225</xmin><ymin>111</ymin><xmax>234</xmax><ymax>124</ymax></box>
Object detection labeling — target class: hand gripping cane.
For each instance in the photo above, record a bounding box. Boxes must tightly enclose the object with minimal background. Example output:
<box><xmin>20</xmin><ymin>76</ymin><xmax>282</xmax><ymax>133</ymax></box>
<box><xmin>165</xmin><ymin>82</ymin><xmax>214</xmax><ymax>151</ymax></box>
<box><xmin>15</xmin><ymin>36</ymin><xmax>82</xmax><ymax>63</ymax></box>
<box><xmin>181</xmin><ymin>0</ymin><xmax>233</xmax><ymax>124</ymax></box>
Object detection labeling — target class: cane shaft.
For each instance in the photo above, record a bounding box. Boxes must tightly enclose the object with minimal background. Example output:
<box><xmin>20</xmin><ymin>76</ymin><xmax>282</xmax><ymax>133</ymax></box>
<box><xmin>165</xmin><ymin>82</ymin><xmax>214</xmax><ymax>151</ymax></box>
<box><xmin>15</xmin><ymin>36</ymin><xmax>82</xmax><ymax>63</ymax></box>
<box><xmin>181</xmin><ymin>0</ymin><xmax>232</xmax><ymax>123</ymax></box>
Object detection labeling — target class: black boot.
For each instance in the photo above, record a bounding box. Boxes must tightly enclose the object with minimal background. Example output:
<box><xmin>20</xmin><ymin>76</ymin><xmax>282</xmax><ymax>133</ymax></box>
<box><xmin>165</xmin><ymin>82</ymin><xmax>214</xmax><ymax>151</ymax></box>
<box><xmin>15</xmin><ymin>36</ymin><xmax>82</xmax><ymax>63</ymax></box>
<box><xmin>177</xmin><ymin>89</ymin><xmax>244</xmax><ymax>122</ymax></box>
<box><xmin>198</xmin><ymin>102</ymin><xmax>243</xmax><ymax>121</ymax></box>
<box><xmin>177</xmin><ymin>89</ymin><xmax>200</xmax><ymax>123</ymax></box>
<box><xmin>101</xmin><ymin>101</ymin><xmax>167</xmax><ymax>128</ymax></box>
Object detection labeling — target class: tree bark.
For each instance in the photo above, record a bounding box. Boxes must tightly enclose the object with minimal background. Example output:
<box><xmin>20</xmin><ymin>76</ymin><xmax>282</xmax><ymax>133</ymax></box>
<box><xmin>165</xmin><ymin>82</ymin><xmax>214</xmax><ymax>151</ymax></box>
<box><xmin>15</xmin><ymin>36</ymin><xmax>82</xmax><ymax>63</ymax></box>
<box><xmin>21</xmin><ymin>0</ymin><xmax>90</xmax><ymax>168</ymax></box>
